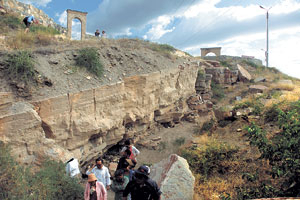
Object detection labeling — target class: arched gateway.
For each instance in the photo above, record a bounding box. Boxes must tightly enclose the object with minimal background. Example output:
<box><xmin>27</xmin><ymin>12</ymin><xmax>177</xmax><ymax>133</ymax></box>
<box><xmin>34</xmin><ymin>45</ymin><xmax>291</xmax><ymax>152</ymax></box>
<box><xmin>67</xmin><ymin>9</ymin><xmax>88</xmax><ymax>40</ymax></box>
<box><xmin>201</xmin><ymin>47</ymin><xmax>222</xmax><ymax>57</ymax></box>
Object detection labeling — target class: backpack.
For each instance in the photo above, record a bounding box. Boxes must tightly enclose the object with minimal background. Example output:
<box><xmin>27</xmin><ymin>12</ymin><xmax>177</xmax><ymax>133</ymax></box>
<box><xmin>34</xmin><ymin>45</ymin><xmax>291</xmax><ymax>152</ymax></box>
<box><xmin>23</xmin><ymin>16</ymin><xmax>28</xmax><ymax>23</ymax></box>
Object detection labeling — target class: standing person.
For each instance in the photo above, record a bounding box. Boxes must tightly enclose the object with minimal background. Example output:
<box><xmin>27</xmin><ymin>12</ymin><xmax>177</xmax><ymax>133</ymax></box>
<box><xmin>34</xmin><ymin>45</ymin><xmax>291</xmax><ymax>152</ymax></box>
<box><xmin>65</xmin><ymin>157</ymin><xmax>81</xmax><ymax>178</ymax></box>
<box><xmin>122</xmin><ymin>165</ymin><xmax>161</xmax><ymax>200</ymax></box>
<box><xmin>101</xmin><ymin>30</ymin><xmax>107</xmax><ymax>38</ymax></box>
<box><xmin>84</xmin><ymin>173</ymin><xmax>107</xmax><ymax>200</ymax></box>
<box><xmin>111</xmin><ymin>169</ymin><xmax>130</xmax><ymax>200</ymax></box>
<box><xmin>120</xmin><ymin>139</ymin><xmax>140</xmax><ymax>164</ymax></box>
<box><xmin>86</xmin><ymin>158</ymin><xmax>111</xmax><ymax>190</ymax></box>
<box><xmin>95</xmin><ymin>29</ymin><xmax>100</xmax><ymax>37</ymax></box>
<box><xmin>117</xmin><ymin>149</ymin><xmax>132</xmax><ymax>170</ymax></box>
<box><xmin>23</xmin><ymin>15</ymin><xmax>36</xmax><ymax>33</ymax></box>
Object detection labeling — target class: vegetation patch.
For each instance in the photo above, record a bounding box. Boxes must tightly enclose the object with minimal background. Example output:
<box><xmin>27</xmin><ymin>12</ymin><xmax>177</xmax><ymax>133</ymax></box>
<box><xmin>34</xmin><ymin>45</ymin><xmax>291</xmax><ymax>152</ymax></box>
<box><xmin>211</xmin><ymin>81</ymin><xmax>225</xmax><ymax>100</ymax></box>
<box><xmin>148</xmin><ymin>43</ymin><xmax>176</xmax><ymax>58</ymax></box>
<box><xmin>238</xmin><ymin>100</ymin><xmax>300</xmax><ymax>198</ymax></box>
<box><xmin>220</xmin><ymin>60</ymin><xmax>234</xmax><ymax>70</ymax></box>
<box><xmin>5</xmin><ymin>50</ymin><xmax>36</xmax><ymax>83</ymax></box>
<box><xmin>0</xmin><ymin>13</ymin><xmax>23</xmax><ymax>32</ymax></box>
<box><xmin>173</xmin><ymin>137</ymin><xmax>186</xmax><ymax>146</ymax></box>
<box><xmin>0</xmin><ymin>142</ymin><xmax>84</xmax><ymax>200</ymax></box>
<box><xmin>180</xmin><ymin>140</ymin><xmax>239</xmax><ymax>180</ymax></box>
<box><xmin>75</xmin><ymin>47</ymin><xmax>103</xmax><ymax>78</ymax></box>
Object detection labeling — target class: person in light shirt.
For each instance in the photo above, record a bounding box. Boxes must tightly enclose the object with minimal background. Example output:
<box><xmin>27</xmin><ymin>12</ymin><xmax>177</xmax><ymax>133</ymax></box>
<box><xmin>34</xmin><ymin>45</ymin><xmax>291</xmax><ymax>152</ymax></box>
<box><xmin>65</xmin><ymin>158</ymin><xmax>81</xmax><ymax>178</ymax></box>
<box><xmin>86</xmin><ymin>158</ymin><xmax>111</xmax><ymax>190</ymax></box>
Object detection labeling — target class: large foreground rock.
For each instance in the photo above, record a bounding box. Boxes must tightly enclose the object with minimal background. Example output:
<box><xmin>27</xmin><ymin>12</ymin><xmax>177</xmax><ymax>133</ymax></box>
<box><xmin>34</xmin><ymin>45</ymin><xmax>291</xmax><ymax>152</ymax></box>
<box><xmin>150</xmin><ymin>154</ymin><xmax>195</xmax><ymax>200</ymax></box>
<box><xmin>237</xmin><ymin>64</ymin><xmax>251</xmax><ymax>82</ymax></box>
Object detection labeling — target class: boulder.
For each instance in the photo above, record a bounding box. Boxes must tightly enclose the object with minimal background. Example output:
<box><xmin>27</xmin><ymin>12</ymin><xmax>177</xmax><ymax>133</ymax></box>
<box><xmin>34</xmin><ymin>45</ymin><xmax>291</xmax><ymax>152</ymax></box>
<box><xmin>278</xmin><ymin>79</ymin><xmax>293</xmax><ymax>85</ymax></box>
<box><xmin>254</xmin><ymin>77</ymin><xmax>266</xmax><ymax>83</ymax></box>
<box><xmin>150</xmin><ymin>154</ymin><xmax>195</xmax><ymax>200</ymax></box>
<box><xmin>237</xmin><ymin>64</ymin><xmax>251</xmax><ymax>82</ymax></box>
<box><xmin>249</xmin><ymin>85</ymin><xmax>268</xmax><ymax>93</ymax></box>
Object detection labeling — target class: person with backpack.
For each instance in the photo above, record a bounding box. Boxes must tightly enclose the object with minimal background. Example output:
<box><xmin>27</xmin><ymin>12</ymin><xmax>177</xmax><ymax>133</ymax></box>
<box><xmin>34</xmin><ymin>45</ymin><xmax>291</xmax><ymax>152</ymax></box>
<box><xmin>23</xmin><ymin>15</ymin><xmax>37</xmax><ymax>33</ymax></box>
<box><xmin>120</xmin><ymin>139</ymin><xmax>139</xmax><ymax>164</ymax></box>
<box><xmin>122</xmin><ymin>165</ymin><xmax>161</xmax><ymax>200</ymax></box>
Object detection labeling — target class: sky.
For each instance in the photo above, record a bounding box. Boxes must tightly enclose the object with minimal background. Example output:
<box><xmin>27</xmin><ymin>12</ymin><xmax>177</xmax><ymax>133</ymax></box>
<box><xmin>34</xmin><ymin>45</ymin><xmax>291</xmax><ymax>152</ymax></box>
<box><xmin>19</xmin><ymin>0</ymin><xmax>300</xmax><ymax>79</ymax></box>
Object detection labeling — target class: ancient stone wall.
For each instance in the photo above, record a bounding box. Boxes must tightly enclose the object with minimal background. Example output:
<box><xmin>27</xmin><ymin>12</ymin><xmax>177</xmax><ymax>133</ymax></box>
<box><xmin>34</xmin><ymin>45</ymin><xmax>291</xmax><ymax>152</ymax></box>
<box><xmin>0</xmin><ymin>66</ymin><xmax>199</xmax><ymax>166</ymax></box>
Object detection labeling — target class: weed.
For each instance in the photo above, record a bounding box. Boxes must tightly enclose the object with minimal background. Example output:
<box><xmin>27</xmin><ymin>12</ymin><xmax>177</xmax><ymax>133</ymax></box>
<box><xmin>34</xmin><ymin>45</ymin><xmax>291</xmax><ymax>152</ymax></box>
<box><xmin>75</xmin><ymin>48</ymin><xmax>103</xmax><ymax>78</ymax></box>
<box><xmin>0</xmin><ymin>13</ymin><xmax>23</xmax><ymax>32</ymax></box>
<box><xmin>5</xmin><ymin>50</ymin><xmax>36</xmax><ymax>83</ymax></box>
<box><xmin>30</xmin><ymin>25</ymin><xmax>60</xmax><ymax>35</ymax></box>
<box><xmin>148</xmin><ymin>43</ymin><xmax>176</xmax><ymax>58</ymax></box>
<box><xmin>197</xmin><ymin>68</ymin><xmax>205</xmax><ymax>79</ymax></box>
<box><xmin>173</xmin><ymin>137</ymin><xmax>185</xmax><ymax>146</ymax></box>
<box><xmin>264</xmin><ymin>104</ymin><xmax>280</xmax><ymax>123</ymax></box>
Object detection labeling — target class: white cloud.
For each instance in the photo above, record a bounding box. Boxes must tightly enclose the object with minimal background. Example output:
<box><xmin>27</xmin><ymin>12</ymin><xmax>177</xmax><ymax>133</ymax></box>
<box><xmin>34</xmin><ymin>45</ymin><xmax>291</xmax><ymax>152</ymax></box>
<box><xmin>18</xmin><ymin>0</ymin><xmax>52</xmax><ymax>7</ymax></box>
<box><xmin>57</xmin><ymin>11</ymin><xmax>67</xmax><ymax>27</ymax></box>
<box><xmin>145</xmin><ymin>16</ymin><xmax>175</xmax><ymax>40</ymax></box>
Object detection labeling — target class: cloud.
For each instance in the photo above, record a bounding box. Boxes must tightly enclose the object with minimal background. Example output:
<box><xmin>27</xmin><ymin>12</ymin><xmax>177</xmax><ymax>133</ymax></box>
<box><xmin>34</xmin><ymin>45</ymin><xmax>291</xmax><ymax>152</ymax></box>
<box><xmin>87</xmin><ymin>0</ymin><xmax>203</xmax><ymax>36</ymax></box>
<box><xmin>18</xmin><ymin>0</ymin><xmax>52</xmax><ymax>7</ymax></box>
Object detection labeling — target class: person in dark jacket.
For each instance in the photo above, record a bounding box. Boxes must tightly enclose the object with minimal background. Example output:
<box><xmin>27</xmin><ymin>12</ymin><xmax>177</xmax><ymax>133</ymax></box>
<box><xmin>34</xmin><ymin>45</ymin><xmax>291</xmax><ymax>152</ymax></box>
<box><xmin>116</xmin><ymin>149</ymin><xmax>132</xmax><ymax>170</ymax></box>
<box><xmin>122</xmin><ymin>165</ymin><xmax>161</xmax><ymax>200</ymax></box>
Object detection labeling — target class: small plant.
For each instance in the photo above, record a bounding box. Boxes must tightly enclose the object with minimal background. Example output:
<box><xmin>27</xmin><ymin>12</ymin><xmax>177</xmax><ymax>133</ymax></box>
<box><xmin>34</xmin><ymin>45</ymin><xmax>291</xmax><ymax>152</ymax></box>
<box><xmin>75</xmin><ymin>47</ymin><xmax>103</xmax><ymax>78</ymax></box>
<box><xmin>173</xmin><ymin>137</ymin><xmax>185</xmax><ymax>146</ymax></box>
<box><xmin>30</xmin><ymin>25</ymin><xmax>60</xmax><ymax>35</ymax></box>
<box><xmin>5</xmin><ymin>50</ymin><xmax>36</xmax><ymax>83</ymax></box>
<box><xmin>264</xmin><ymin>104</ymin><xmax>280</xmax><ymax>123</ymax></box>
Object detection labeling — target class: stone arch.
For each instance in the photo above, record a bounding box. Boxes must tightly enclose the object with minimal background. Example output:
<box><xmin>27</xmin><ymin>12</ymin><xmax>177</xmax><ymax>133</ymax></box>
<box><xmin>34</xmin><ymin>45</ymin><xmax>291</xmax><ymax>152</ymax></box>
<box><xmin>201</xmin><ymin>47</ymin><xmax>222</xmax><ymax>57</ymax></box>
<box><xmin>67</xmin><ymin>9</ymin><xmax>88</xmax><ymax>40</ymax></box>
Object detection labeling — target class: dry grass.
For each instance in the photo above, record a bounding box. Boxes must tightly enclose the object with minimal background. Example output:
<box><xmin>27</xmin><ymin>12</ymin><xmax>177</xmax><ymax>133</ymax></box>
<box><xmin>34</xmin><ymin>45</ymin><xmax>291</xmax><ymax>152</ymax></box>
<box><xmin>271</xmin><ymin>83</ymin><xmax>295</xmax><ymax>91</ymax></box>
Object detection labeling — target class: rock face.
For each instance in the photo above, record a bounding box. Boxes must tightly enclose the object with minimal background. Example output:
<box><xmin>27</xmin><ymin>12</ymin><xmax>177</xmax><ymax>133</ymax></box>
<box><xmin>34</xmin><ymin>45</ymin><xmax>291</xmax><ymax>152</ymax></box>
<box><xmin>0</xmin><ymin>66</ymin><xmax>198</xmax><ymax>165</ymax></box>
<box><xmin>249</xmin><ymin>85</ymin><xmax>268</xmax><ymax>93</ymax></box>
<box><xmin>150</xmin><ymin>154</ymin><xmax>195</xmax><ymax>200</ymax></box>
<box><xmin>205</xmin><ymin>67</ymin><xmax>238</xmax><ymax>84</ymax></box>
<box><xmin>0</xmin><ymin>0</ymin><xmax>65</xmax><ymax>32</ymax></box>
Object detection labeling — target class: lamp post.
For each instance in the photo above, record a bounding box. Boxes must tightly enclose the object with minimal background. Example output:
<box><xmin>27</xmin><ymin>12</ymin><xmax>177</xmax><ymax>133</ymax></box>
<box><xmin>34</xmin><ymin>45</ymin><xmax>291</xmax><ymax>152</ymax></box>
<box><xmin>260</xmin><ymin>5</ymin><xmax>271</xmax><ymax>67</ymax></box>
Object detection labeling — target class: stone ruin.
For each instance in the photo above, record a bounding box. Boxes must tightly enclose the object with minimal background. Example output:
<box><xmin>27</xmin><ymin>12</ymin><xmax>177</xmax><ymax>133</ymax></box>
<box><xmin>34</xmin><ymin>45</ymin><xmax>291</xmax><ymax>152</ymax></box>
<box><xmin>67</xmin><ymin>9</ymin><xmax>87</xmax><ymax>40</ymax></box>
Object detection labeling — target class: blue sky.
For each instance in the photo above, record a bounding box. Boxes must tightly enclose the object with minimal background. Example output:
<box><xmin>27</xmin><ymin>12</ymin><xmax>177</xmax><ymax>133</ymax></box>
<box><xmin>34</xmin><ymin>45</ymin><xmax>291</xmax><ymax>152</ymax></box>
<box><xmin>19</xmin><ymin>0</ymin><xmax>300</xmax><ymax>79</ymax></box>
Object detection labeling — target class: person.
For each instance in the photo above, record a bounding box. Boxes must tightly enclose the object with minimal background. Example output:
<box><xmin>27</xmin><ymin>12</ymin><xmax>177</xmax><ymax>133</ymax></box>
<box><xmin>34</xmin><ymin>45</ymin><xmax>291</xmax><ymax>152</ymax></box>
<box><xmin>23</xmin><ymin>15</ymin><xmax>36</xmax><ymax>33</ymax></box>
<box><xmin>116</xmin><ymin>149</ymin><xmax>132</xmax><ymax>170</ymax></box>
<box><xmin>123</xmin><ymin>159</ymin><xmax>135</xmax><ymax>181</ymax></box>
<box><xmin>120</xmin><ymin>139</ymin><xmax>140</xmax><ymax>164</ymax></box>
<box><xmin>101</xmin><ymin>30</ymin><xmax>107</xmax><ymax>38</ymax></box>
<box><xmin>86</xmin><ymin>158</ymin><xmax>111</xmax><ymax>190</ymax></box>
<box><xmin>84</xmin><ymin>173</ymin><xmax>107</xmax><ymax>200</ymax></box>
<box><xmin>122</xmin><ymin>165</ymin><xmax>161</xmax><ymax>200</ymax></box>
<box><xmin>95</xmin><ymin>29</ymin><xmax>100</xmax><ymax>37</ymax></box>
<box><xmin>65</xmin><ymin>158</ymin><xmax>81</xmax><ymax>178</ymax></box>
<box><xmin>111</xmin><ymin>169</ymin><xmax>129</xmax><ymax>200</ymax></box>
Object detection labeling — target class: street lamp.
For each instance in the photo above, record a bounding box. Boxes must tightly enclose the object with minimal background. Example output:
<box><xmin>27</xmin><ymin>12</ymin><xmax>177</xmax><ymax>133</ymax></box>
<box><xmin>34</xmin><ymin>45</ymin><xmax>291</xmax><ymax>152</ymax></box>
<box><xmin>260</xmin><ymin>5</ymin><xmax>271</xmax><ymax>67</ymax></box>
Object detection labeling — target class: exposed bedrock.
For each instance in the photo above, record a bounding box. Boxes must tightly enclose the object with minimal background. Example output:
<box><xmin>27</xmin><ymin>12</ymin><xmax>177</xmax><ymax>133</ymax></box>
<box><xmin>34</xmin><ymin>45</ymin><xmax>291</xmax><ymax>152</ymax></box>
<box><xmin>0</xmin><ymin>65</ymin><xmax>201</xmax><ymax>166</ymax></box>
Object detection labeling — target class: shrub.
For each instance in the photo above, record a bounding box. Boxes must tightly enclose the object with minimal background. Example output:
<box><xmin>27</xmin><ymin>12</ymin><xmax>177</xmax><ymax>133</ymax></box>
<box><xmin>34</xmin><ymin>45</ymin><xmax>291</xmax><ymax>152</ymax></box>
<box><xmin>241</xmin><ymin>101</ymin><xmax>300</xmax><ymax>197</ymax></box>
<box><xmin>148</xmin><ymin>43</ymin><xmax>176</xmax><ymax>58</ymax></box>
<box><xmin>211</xmin><ymin>81</ymin><xmax>225</xmax><ymax>100</ymax></box>
<box><xmin>75</xmin><ymin>48</ymin><xmax>103</xmax><ymax>78</ymax></box>
<box><xmin>0</xmin><ymin>13</ymin><xmax>23</xmax><ymax>32</ymax></box>
<box><xmin>0</xmin><ymin>142</ymin><xmax>84</xmax><ymax>200</ymax></box>
<box><xmin>264</xmin><ymin>104</ymin><xmax>280</xmax><ymax>123</ymax></box>
<box><xmin>5</xmin><ymin>50</ymin><xmax>36</xmax><ymax>83</ymax></box>
<box><xmin>220</xmin><ymin>61</ymin><xmax>234</xmax><ymax>70</ymax></box>
<box><xmin>234</xmin><ymin>98</ymin><xmax>264</xmax><ymax>116</ymax></box>
<box><xmin>158</xmin><ymin>141</ymin><xmax>167</xmax><ymax>152</ymax></box>
<box><xmin>181</xmin><ymin>141</ymin><xmax>239</xmax><ymax>180</ymax></box>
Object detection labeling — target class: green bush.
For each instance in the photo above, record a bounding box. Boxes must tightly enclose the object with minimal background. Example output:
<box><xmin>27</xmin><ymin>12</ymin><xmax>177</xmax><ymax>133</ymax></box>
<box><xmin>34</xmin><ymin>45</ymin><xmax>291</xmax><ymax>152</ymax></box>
<box><xmin>234</xmin><ymin>98</ymin><xmax>264</xmax><ymax>116</ymax></box>
<box><xmin>0</xmin><ymin>142</ymin><xmax>84</xmax><ymax>200</ymax></box>
<box><xmin>211</xmin><ymin>81</ymin><xmax>225</xmax><ymax>100</ymax></box>
<box><xmin>264</xmin><ymin>104</ymin><xmax>280</xmax><ymax>123</ymax></box>
<box><xmin>75</xmin><ymin>48</ymin><xmax>103</xmax><ymax>78</ymax></box>
<box><xmin>5</xmin><ymin>50</ymin><xmax>36</xmax><ymax>83</ymax></box>
<box><xmin>181</xmin><ymin>141</ymin><xmax>239</xmax><ymax>180</ymax></box>
<box><xmin>220</xmin><ymin>61</ymin><xmax>234</xmax><ymax>70</ymax></box>
<box><xmin>241</xmin><ymin>101</ymin><xmax>300</xmax><ymax>197</ymax></box>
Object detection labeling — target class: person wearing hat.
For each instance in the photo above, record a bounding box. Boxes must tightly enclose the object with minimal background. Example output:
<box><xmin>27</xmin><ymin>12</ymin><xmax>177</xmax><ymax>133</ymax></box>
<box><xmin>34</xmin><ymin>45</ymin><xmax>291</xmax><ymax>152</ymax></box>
<box><xmin>122</xmin><ymin>165</ymin><xmax>161</xmax><ymax>200</ymax></box>
<box><xmin>111</xmin><ymin>169</ymin><xmax>130</xmax><ymax>200</ymax></box>
<box><xmin>86</xmin><ymin>158</ymin><xmax>111</xmax><ymax>190</ymax></box>
<box><xmin>84</xmin><ymin>173</ymin><xmax>107</xmax><ymax>200</ymax></box>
